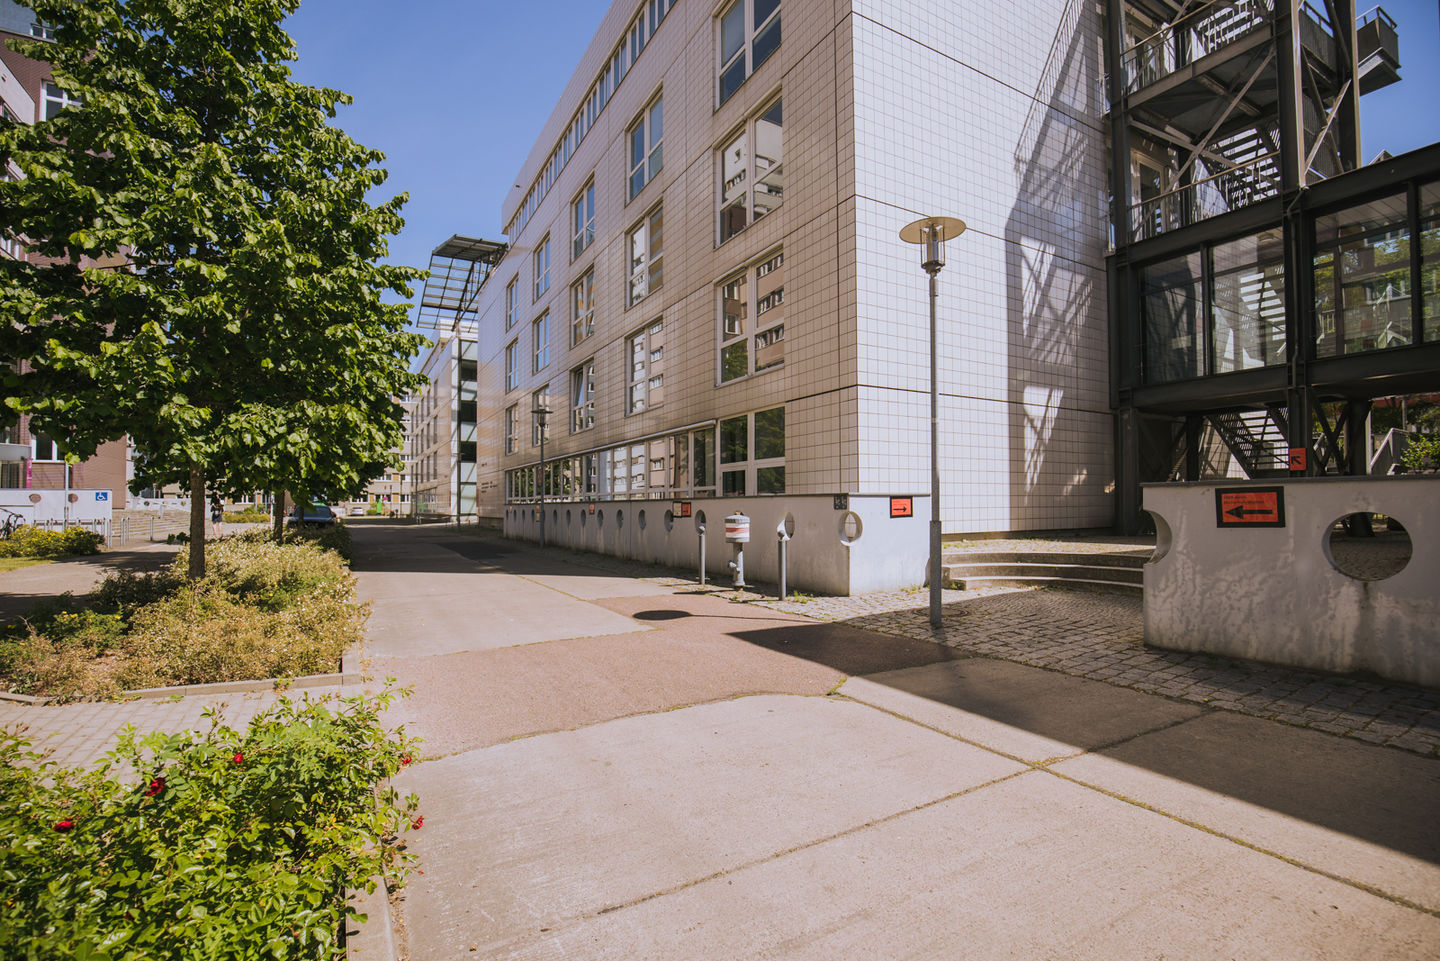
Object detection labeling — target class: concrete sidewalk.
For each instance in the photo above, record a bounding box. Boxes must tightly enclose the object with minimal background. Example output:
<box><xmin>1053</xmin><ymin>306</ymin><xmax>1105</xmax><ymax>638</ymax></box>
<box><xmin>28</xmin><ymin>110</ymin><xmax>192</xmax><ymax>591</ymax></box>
<box><xmin>345</xmin><ymin>526</ymin><xmax>1440</xmax><ymax>960</ymax></box>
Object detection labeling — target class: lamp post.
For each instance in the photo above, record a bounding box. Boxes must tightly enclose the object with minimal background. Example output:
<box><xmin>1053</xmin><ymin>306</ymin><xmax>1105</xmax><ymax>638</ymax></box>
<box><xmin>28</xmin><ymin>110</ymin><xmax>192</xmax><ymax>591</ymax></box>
<box><xmin>532</xmin><ymin>393</ymin><xmax>551</xmax><ymax>547</ymax></box>
<box><xmin>900</xmin><ymin>215</ymin><xmax>966</xmax><ymax>629</ymax></box>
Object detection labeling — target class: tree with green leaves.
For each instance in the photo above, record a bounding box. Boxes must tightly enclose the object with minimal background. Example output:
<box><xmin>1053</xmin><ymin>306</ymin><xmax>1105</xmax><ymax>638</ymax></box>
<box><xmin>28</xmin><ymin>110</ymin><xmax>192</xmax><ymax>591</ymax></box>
<box><xmin>0</xmin><ymin>0</ymin><xmax>425</xmax><ymax>577</ymax></box>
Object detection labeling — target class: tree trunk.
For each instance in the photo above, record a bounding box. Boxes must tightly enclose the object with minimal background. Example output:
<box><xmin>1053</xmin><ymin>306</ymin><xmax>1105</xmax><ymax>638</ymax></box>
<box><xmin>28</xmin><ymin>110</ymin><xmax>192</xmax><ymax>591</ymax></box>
<box><xmin>189</xmin><ymin>466</ymin><xmax>206</xmax><ymax>580</ymax></box>
<box><xmin>272</xmin><ymin>489</ymin><xmax>286</xmax><ymax>540</ymax></box>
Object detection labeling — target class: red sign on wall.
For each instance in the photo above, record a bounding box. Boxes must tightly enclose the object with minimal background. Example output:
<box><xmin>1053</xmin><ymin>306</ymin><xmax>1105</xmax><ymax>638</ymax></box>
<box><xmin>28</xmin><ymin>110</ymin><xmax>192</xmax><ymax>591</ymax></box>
<box><xmin>1215</xmin><ymin>487</ymin><xmax>1286</xmax><ymax>528</ymax></box>
<box><xmin>1288</xmin><ymin>447</ymin><xmax>1307</xmax><ymax>471</ymax></box>
<box><xmin>890</xmin><ymin>496</ymin><xmax>914</xmax><ymax>518</ymax></box>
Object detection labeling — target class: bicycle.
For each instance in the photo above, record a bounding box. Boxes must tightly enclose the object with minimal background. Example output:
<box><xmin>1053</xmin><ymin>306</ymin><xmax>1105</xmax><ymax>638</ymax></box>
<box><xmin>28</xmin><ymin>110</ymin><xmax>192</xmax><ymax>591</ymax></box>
<box><xmin>0</xmin><ymin>507</ymin><xmax>22</xmax><ymax>540</ymax></box>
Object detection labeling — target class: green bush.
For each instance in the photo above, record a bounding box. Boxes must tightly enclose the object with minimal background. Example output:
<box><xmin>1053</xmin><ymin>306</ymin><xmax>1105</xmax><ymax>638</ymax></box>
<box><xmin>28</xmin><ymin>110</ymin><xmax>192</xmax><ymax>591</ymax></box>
<box><xmin>0</xmin><ymin>687</ymin><xmax>421</xmax><ymax>961</ymax></box>
<box><xmin>222</xmin><ymin>507</ymin><xmax>270</xmax><ymax>524</ymax></box>
<box><xmin>0</xmin><ymin>525</ymin><xmax>104</xmax><ymax>558</ymax></box>
<box><xmin>179</xmin><ymin>537</ymin><xmax>348</xmax><ymax>611</ymax></box>
<box><xmin>1402</xmin><ymin>434</ymin><xmax>1439</xmax><ymax>472</ymax></box>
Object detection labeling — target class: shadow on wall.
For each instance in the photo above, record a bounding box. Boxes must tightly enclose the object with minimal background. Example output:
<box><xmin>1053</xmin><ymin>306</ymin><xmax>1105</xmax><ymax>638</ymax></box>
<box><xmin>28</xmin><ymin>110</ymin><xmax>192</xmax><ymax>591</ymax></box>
<box><xmin>1004</xmin><ymin>0</ymin><xmax>1111</xmax><ymax>528</ymax></box>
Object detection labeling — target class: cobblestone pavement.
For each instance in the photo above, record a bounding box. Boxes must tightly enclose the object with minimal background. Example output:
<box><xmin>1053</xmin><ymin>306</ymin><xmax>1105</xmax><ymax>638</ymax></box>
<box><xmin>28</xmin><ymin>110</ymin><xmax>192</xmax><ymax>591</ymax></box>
<box><xmin>500</xmin><ymin>533</ymin><xmax>1440</xmax><ymax>760</ymax></box>
<box><xmin>0</xmin><ymin>685</ymin><xmax>346</xmax><ymax>770</ymax></box>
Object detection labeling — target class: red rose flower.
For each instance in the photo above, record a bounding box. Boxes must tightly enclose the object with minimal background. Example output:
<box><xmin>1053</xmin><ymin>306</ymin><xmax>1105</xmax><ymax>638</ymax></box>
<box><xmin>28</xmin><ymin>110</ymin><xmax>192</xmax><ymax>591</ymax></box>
<box><xmin>144</xmin><ymin>776</ymin><xmax>166</xmax><ymax>797</ymax></box>
<box><xmin>232</xmin><ymin>752</ymin><xmax>244</xmax><ymax>765</ymax></box>
<box><xmin>54</xmin><ymin>819</ymin><xmax>74</xmax><ymax>832</ymax></box>
<box><xmin>411</xmin><ymin>816</ymin><xmax>423</xmax><ymax>830</ymax></box>
<box><xmin>400</xmin><ymin>754</ymin><xmax>412</xmax><ymax>766</ymax></box>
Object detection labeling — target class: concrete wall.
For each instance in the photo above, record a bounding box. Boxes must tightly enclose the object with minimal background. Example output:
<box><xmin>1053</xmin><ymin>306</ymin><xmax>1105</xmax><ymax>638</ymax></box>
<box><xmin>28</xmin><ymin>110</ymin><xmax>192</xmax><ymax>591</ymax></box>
<box><xmin>1143</xmin><ymin>477</ymin><xmax>1440</xmax><ymax>687</ymax></box>
<box><xmin>2</xmin><ymin>488</ymin><xmax>114</xmax><ymax>524</ymax></box>
<box><xmin>503</xmin><ymin>493</ymin><xmax>930</xmax><ymax>596</ymax></box>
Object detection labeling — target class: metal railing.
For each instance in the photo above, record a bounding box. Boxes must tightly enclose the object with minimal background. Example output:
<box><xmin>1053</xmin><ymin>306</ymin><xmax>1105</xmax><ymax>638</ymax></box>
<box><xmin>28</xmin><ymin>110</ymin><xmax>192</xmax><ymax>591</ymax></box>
<box><xmin>1121</xmin><ymin>0</ymin><xmax>1275</xmax><ymax>95</ymax></box>
<box><xmin>1130</xmin><ymin>152</ymin><xmax>1281</xmax><ymax>241</ymax></box>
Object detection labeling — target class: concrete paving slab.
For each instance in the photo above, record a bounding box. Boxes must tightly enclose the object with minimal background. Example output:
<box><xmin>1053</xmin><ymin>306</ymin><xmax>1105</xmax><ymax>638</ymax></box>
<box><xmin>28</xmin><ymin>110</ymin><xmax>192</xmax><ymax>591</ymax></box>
<box><xmin>481</xmin><ymin>771</ymin><xmax>1440</xmax><ymax>961</ymax></box>
<box><xmin>394</xmin><ymin>695</ymin><xmax>1026</xmax><ymax>959</ymax></box>
<box><xmin>1052</xmin><ymin>710</ymin><xmax>1440</xmax><ymax>913</ymax></box>
<box><xmin>359</xmin><ymin>570</ymin><xmax>648</xmax><ymax>657</ymax></box>
<box><xmin>520</xmin><ymin>571</ymin><xmax>674</xmax><ymax>599</ymax></box>
<box><xmin>840</xmin><ymin>658</ymin><xmax>1203</xmax><ymax>762</ymax></box>
<box><xmin>375</xmin><ymin>630</ymin><xmax>847</xmax><ymax>757</ymax></box>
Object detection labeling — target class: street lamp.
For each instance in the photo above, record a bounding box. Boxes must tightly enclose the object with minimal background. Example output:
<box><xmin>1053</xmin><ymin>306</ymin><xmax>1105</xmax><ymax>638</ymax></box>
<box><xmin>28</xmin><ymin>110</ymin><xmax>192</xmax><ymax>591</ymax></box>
<box><xmin>531</xmin><ymin>393</ymin><xmax>551</xmax><ymax>547</ymax></box>
<box><xmin>899</xmin><ymin>215</ymin><xmax>966</xmax><ymax>629</ymax></box>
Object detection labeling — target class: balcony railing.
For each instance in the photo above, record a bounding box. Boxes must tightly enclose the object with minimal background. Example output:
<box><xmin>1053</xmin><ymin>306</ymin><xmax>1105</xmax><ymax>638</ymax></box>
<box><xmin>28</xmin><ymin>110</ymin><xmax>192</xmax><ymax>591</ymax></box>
<box><xmin>1121</xmin><ymin>0</ymin><xmax>1275</xmax><ymax>95</ymax></box>
<box><xmin>1130</xmin><ymin>153</ymin><xmax>1281</xmax><ymax>241</ymax></box>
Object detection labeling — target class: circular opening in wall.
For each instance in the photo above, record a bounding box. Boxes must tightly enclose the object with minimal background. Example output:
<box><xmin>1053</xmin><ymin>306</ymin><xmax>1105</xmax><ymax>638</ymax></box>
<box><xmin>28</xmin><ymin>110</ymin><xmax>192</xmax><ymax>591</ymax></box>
<box><xmin>778</xmin><ymin>511</ymin><xmax>796</xmax><ymax>541</ymax></box>
<box><xmin>616</xmin><ymin>508</ymin><xmax>625</xmax><ymax>527</ymax></box>
<box><xmin>839</xmin><ymin>511</ymin><xmax>863</xmax><ymax>546</ymax></box>
<box><xmin>638</xmin><ymin>509</ymin><xmax>647</xmax><ymax>530</ymax></box>
<box><xmin>664</xmin><ymin>509</ymin><xmax>674</xmax><ymax>532</ymax></box>
<box><xmin>566</xmin><ymin>509</ymin><xmax>572</xmax><ymax>525</ymax></box>
<box><xmin>552</xmin><ymin>509</ymin><xmax>558</xmax><ymax>527</ymax></box>
<box><xmin>580</xmin><ymin>509</ymin><xmax>587</xmax><ymax>528</ymax></box>
<box><xmin>597</xmin><ymin>509</ymin><xmax>605</xmax><ymax>528</ymax></box>
<box><xmin>694</xmin><ymin>509</ymin><xmax>708</xmax><ymax>534</ymax></box>
<box><xmin>1325</xmin><ymin>513</ymin><xmax>1412</xmax><ymax>581</ymax></box>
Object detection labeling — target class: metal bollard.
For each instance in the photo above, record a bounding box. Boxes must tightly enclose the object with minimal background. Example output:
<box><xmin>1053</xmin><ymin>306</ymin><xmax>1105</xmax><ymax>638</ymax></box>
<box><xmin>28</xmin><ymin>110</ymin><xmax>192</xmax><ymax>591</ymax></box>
<box><xmin>695</xmin><ymin>511</ymin><xmax>707</xmax><ymax>586</ymax></box>
<box><xmin>776</xmin><ymin>514</ymin><xmax>795</xmax><ymax>600</ymax></box>
<box><xmin>725</xmin><ymin>513</ymin><xmax>750</xmax><ymax>589</ymax></box>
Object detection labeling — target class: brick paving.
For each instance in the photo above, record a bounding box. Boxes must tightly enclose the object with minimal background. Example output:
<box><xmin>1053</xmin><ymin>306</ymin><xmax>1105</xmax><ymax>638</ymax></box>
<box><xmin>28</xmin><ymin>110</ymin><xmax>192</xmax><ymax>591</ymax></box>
<box><xmin>505</xmin><ymin>532</ymin><xmax>1440</xmax><ymax>760</ymax></box>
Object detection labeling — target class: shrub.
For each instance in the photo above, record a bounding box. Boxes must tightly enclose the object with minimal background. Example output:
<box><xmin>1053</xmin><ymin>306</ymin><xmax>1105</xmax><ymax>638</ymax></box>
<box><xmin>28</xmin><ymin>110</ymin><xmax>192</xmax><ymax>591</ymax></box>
<box><xmin>0</xmin><ymin>687</ymin><xmax>421</xmax><ymax>961</ymax></box>
<box><xmin>222</xmin><ymin>507</ymin><xmax>270</xmax><ymax>524</ymax></box>
<box><xmin>1402</xmin><ymin>433</ymin><xmax>1439</xmax><ymax>472</ymax></box>
<box><xmin>91</xmin><ymin>569</ymin><xmax>185</xmax><ymax>616</ymax></box>
<box><xmin>0</xmin><ymin>525</ymin><xmax>104</xmax><ymax>558</ymax></box>
<box><xmin>178</xmin><ymin>537</ymin><xmax>348</xmax><ymax>610</ymax></box>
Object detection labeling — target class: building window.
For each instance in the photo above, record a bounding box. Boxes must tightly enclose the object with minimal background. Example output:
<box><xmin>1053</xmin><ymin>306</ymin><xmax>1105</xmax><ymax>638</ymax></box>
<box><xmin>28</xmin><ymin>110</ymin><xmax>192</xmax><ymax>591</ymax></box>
<box><xmin>719</xmin><ymin>97</ymin><xmax>783</xmax><ymax>243</ymax></box>
<box><xmin>30</xmin><ymin>21</ymin><xmax>54</xmax><ymax>40</ymax></box>
<box><xmin>532</xmin><ymin>387</ymin><xmax>551</xmax><ymax>446</ymax></box>
<box><xmin>504</xmin><ymin>404</ymin><xmax>518</xmax><ymax>454</ymax></box>
<box><xmin>31</xmin><ymin>431</ymin><xmax>62</xmax><ymax>461</ymax></box>
<box><xmin>42</xmin><ymin>81</ymin><xmax>82</xmax><ymax>121</ymax></box>
<box><xmin>718</xmin><ymin>407</ymin><xmax>784</xmax><ymax>495</ymax></box>
<box><xmin>627</xmin><ymin>319</ymin><xmax>665</xmax><ymax>413</ymax></box>
<box><xmin>571</xmin><ymin>270</ymin><xmax>595</xmax><ymax>346</ymax></box>
<box><xmin>533</xmin><ymin>235</ymin><xmax>551</xmax><ymax>300</ymax></box>
<box><xmin>1314</xmin><ymin>192</ymin><xmax>1414</xmax><ymax>358</ymax></box>
<box><xmin>719</xmin><ymin>250</ymin><xmax>785</xmax><ymax>382</ymax></box>
<box><xmin>505</xmin><ymin>340</ymin><xmax>518</xmax><ymax>390</ymax></box>
<box><xmin>570</xmin><ymin>359</ymin><xmax>595</xmax><ymax>433</ymax></box>
<box><xmin>718</xmin><ymin>0</ymin><xmax>781</xmax><ymax>105</ymax></box>
<box><xmin>505</xmin><ymin>277</ymin><xmax>518</xmax><ymax>330</ymax></box>
<box><xmin>572</xmin><ymin>180</ymin><xmax>595</xmax><ymax>259</ymax></box>
<box><xmin>628</xmin><ymin>95</ymin><xmax>663</xmax><ymax>200</ymax></box>
<box><xmin>532</xmin><ymin>313</ymin><xmax>550</xmax><ymax>372</ymax></box>
<box><xmin>627</xmin><ymin>206</ymin><xmax>664</xmax><ymax>307</ymax></box>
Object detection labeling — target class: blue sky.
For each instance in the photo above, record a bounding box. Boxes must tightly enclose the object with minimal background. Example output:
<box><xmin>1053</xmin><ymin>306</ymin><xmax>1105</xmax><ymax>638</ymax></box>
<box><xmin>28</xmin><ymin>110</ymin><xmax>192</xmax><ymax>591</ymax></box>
<box><xmin>283</xmin><ymin>0</ymin><xmax>1440</xmax><ymax>298</ymax></box>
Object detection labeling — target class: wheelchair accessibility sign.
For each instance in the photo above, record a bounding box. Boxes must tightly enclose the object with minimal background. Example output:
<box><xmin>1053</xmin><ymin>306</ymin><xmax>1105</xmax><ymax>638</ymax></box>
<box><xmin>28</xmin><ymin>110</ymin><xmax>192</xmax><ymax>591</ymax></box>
<box><xmin>94</xmin><ymin>491</ymin><xmax>109</xmax><ymax>502</ymax></box>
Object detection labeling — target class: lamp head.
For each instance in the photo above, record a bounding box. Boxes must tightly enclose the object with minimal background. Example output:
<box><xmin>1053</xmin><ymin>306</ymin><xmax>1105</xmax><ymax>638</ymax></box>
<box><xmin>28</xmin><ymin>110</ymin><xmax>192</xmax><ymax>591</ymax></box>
<box><xmin>899</xmin><ymin>216</ymin><xmax>967</xmax><ymax>275</ymax></box>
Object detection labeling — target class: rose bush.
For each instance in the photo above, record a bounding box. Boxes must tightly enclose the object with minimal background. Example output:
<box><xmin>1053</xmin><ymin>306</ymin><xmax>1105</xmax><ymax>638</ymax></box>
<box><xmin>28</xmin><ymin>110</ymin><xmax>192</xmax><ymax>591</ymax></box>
<box><xmin>0</xmin><ymin>686</ymin><xmax>421</xmax><ymax>960</ymax></box>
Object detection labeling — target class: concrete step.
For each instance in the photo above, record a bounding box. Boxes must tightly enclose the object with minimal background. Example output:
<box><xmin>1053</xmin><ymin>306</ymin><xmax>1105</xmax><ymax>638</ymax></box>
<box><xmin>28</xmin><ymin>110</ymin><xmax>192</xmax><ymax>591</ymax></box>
<box><xmin>946</xmin><ymin>562</ymin><xmax>1143</xmax><ymax>585</ymax></box>
<box><xmin>941</xmin><ymin>550</ymin><xmax>1149</xmax><ymax>570</ymax></box>
<box><xmin>940</xmin><ymin>549</ymin><xmax>1150</xmax><ymax>593</ymax></box>
<box><xmin>944</xmin><ymin>574</ymin><xmax>1144</xmax><ymax>593</ymax></box>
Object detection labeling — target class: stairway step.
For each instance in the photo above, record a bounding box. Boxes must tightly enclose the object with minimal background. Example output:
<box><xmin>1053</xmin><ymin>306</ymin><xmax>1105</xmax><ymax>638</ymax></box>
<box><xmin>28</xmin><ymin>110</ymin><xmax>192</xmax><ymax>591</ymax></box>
<box><xmin>941</xmin><ymin>550</ymin><xmax>1149</xmax><ymax>569</ymax></box>
<box><xmin>944</xmin><ymin>574</ymin><xmax>1143</xmax><ymax>593</ymax></box>
<box><xmin>945</xmin><ymin>562</ymin><xmax>1143</xmax><ymax>584</ymax></box>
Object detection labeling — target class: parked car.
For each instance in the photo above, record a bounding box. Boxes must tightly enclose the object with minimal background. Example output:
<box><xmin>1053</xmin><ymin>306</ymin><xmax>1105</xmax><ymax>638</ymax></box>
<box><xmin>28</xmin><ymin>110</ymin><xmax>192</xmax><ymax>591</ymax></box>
<box><xmin>287</xmin><ymin>504</ymin><xmax>337</xmax><ymax>528</ymax></box>
<box><xmin>349</xmin><ymin>505</ymin><xmax>366</xmax><ymax>516</ymax></box>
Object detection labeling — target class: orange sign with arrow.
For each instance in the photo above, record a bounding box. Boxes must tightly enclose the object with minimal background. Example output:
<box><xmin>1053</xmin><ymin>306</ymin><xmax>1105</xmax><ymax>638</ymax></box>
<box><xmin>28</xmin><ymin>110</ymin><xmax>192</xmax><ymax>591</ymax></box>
<box><xmin>1215</xmin><ymin>487</ymin><xmax>1286</xmax><ymax>528</ymax></box>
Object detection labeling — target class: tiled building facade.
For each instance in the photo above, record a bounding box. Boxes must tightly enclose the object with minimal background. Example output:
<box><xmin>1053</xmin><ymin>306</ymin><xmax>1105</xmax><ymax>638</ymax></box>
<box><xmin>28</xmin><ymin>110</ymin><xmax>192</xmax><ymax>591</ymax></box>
<box><xmin>463</xmin><ymin>0</ymin><xmax>1112</xmax><ymax>589</ymax></box>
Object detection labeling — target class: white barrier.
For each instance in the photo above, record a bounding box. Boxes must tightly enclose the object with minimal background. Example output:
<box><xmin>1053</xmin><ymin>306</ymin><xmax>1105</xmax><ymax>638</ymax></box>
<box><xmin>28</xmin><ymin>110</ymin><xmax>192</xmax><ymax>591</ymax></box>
<box><xmin>502</xmin><ymin>494</ymin><xmax>930</xmax><ymax>596</ymax></box>
<box><xmin>1143</xmin><ymin>476</ymin><xmax>1440</xmax><ymax>687</ymax></box>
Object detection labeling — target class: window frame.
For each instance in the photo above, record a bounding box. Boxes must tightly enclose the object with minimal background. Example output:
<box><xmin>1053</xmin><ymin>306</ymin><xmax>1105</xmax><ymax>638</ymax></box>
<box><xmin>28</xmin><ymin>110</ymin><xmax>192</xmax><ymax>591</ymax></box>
<box><xmin>626</xmin><ymin>318</ymin><xmax>665</xmax><ymax>414</ymax></box>
<box><xmin>718</xmin><ymin>95</ymin><xmax>783</xmax><ymax>244</ymax></box>
<box><xmin>532</xmin><ymin>312</ymin><xmax>550</xmax><ymax>373</ymax></box>
<box><xmin>718</xmin><ymin>248</ymin><xmax>785</xmax><ymax>383</ymax></box>
<box><xmin>627</xmin><ymin>205</ymin><xmax>664</xmax><ymax>308</ymax></box>
<box><xmin>41</xmin><ymin>81</ymin><xmax>82</xmax><ymax>121</ymax></box>
<box><xmin>571</xmin><ymin>269</ymin><xmax>595</xmax><ymax>347</ymax></box>
<box><xmin>570</xmin><ymin>358</ymin><xmax>596</xmax><ymax>434</ymax></box>
<box><xmin>718</xmin><ymin>407</ymin><xmax>785</xmax><ymax>495</ymax></box>
<box><xmin>531</xmin><ymin>386</ymin><xmax>551</xmax><ymax>447</ymax></box>
<box><xmin>628</xmin><ymin>94</ymin><xmax>664</xmax><ymax>200</ymax></box>
<box><xmin>533</xmin><ymin>235</ymin><xmax>551</xmax><ymax>301</ymax></box>
<box><xmin>572</xmin><ymin>180</ymin><xmax>596</xmax><ymax>260</ymax></box>
<box><xmin>505</xmin><ymin>276</ymin><xmax>519</xmax><ymax>330</ymax></box>
<box><xmin>505</xmin><ymin>339</ymin><xmax>519</xmax><ymax>391</ymax></box>
<box><xmin>504</xmin><ymin>404</ymin><xmax>519</xmax><ymax>455</ymax></box>
<box><xmin>30</xmin><ymin>431</ymin><xmax>62</xmax><ymax>462</ymax></box>
<box><xmin>717</xmin><ymin>0</ymin><xmax>782</xmax><ymax>106</ymax></box>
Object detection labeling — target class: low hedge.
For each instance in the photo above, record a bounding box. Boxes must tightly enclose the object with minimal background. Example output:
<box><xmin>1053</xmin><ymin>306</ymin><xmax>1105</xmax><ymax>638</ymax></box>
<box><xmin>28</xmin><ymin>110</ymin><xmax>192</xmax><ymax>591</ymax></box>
<box><xmin>0</xmin><ymin>686</ymin><xmax>421</xmax><ymax>961</ymax></box>
<box><xmin>0</xmin><ymin>525</ymin><xmax>104</xmax><ymax>558</ymax></box>
<box><xmin>222</xmin><ymin>507</ymin><xmax>271</xmax><ymax>524</ymax></box>
<box><xmin>1</xmin><ymin>535</ymin><xmax>364</xmax><ymax>700</ymax></box>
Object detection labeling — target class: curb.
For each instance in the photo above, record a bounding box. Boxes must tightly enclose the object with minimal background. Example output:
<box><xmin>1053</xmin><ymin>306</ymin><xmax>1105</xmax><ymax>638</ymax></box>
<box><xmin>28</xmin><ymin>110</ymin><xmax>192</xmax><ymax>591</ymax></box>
<box><xmin>1</xmin><ymin>648</ymin><xmax>368</xmax><ymax>705</ymax></box>
<box><xmin>344</xmin><ymin>880</ymin><xmax>398</xmax><ymax>961</ymax></box>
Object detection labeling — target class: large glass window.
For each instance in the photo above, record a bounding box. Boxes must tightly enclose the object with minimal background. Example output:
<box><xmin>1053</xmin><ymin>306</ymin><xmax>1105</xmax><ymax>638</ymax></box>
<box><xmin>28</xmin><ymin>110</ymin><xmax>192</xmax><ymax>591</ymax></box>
<box><xmin>1422</xmin><ymin>182</ymin><xmax>1439</xmax><ymax>344</ymax></box>
<box><xmin>42</xmin><ymin>81</ymin><xmax>81</xmax><ymax>121</ymax></box>
<box><xmin>1141</xmin><ymin>253</ymin><xmax>1203</xmax><ymax>384</ymax></box>
<box><xmin>627</xmin><ymin>319</ymin><xmax>665</xmax><ymax>413</ymax></box>
<box><xmin>531</xmin><ymin>387</ymin><xmax>551</xmax><ymax>446</ymax></box>
<box><xmin>718</xmin><ymin>0</ymin><xmax>781</xmax><ymax>104</ymax></box>
<box><xmin>719</xmin><ymin>98</ymin><xmax>783</xmax><ymax>243</ymax></box>
<box><xmin>572</xmin><ymin>180</ymin><xmax>595</xmax><ymax>260</ymax></box>
<box><xmin>719</xmin><ymin>250</ymin><xmax>785</xmax><ymax>382</ymax></box>
<box><xmin>532</xmin><ymin>312</ymin><xmax>550</xmax><ymax>372</ymax></box>
<box><xmin>1314</xmin><ymin>192</ymin><xmax>1412</xmax><ymax>357</ymax></box>
<box><xmin>533</xmin><ymin>235</ymin><xmax>551</xmax><ymax>301</ymax></box>
<box><xmin>718</xmin><ymin>407</ymin><xmax>785</xmax><ymax>495</ymax></box>
<box><xmin>504</xmin><ymin>404</ymin><xmax>518</xmax><ymax>455</ymax></box>
<box><xmin>505</xmin><ymin>340</ymin><xmax>518</xmax><ymax>391</ymax></box>
<box><xmin>505</xmin><ymin>277</ymin><xmax>518</xmax><ymax>330</ymax></box>
<box><xmin>31</xmin><ymin>431</ymin><xmax>61</xmax><ymax>461</ymax></box>
<box><xmin>570</xmin><ymin>359</ymin><xmax>595</xmax><ymax>433</ymax></box>
<box><xmin>1211</xmin><ymin>229</ymin><xmax>1286</xmax><ymax>373</ymax></box>
<box><xmin>627</xmin><ymin>206</ymin><xmax>664</xmax><ymax>307</ymax></box>
<box><xmin>629</xmin><ymin>95</ymin><xmax>663</xmax><ymax>200</ymax></box>
<box><xmin>571</xmin><ymin>270</ymin><xmax>594</xmax><ymax>347</ymax></box>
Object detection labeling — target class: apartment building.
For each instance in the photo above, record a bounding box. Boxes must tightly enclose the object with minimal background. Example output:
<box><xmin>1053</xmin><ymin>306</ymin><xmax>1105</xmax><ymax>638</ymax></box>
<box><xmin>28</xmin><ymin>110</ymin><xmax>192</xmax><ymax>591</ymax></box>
<box><xmin>451</xmin><ymin>0</ymin><xmax>1115</xmax><ymax>592</ymax></box>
